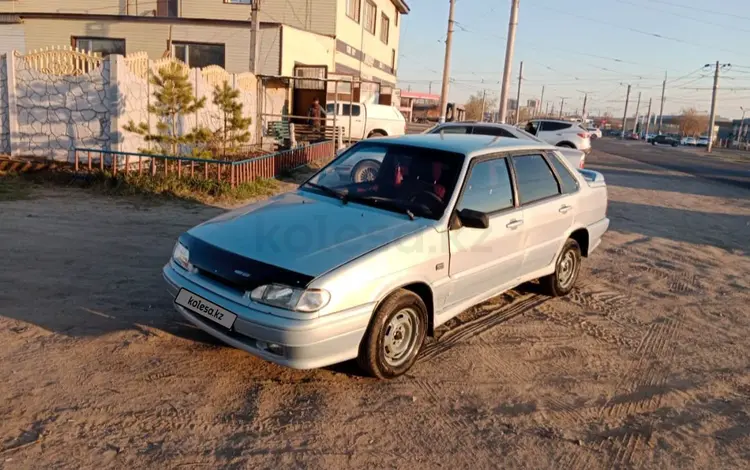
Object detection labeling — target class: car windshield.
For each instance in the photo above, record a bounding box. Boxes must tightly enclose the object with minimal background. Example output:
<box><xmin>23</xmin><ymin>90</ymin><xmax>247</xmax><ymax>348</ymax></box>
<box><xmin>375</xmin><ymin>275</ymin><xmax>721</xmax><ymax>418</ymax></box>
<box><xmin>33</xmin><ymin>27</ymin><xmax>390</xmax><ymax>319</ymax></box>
<box><xmin>302</xmin><ymin>142</ymin><xmax>465</xmax><ymax>220</ymax></box>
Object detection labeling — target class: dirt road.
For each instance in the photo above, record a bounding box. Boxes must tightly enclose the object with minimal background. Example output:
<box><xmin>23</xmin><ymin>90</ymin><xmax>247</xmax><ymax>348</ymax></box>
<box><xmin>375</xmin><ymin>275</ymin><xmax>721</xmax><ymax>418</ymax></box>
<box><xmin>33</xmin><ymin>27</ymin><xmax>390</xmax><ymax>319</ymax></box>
<box><xmin>1</xmin><ymin>142</ymin><xmax>750</xmax><ymax>469</ymax></box>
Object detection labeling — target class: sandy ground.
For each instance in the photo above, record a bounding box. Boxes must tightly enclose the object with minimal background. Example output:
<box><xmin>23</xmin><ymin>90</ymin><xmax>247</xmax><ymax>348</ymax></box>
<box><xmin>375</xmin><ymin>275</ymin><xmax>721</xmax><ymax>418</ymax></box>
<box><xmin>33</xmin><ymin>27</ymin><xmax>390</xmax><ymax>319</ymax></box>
<box><xmin>1</xmin><ymin>143</ymin><xmax>750</xmax><ymax>469</ymax></box>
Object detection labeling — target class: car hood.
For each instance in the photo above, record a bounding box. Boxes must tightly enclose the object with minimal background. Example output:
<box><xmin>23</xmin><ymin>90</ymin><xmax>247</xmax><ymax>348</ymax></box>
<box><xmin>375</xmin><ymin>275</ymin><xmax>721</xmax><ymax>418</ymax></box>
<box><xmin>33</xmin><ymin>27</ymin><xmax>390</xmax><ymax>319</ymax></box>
<box><xmin>186</xmin><ymin>190</ymin><xmax>431</xmax><ymax>278</ymax></box>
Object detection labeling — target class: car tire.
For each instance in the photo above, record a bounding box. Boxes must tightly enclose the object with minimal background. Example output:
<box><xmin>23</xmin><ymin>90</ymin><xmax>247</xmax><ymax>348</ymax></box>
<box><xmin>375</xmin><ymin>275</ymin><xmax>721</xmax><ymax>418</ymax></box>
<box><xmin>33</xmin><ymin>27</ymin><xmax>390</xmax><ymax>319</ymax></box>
<box><xmin>351</xmin><ymin>159</ymin><xmax>380</xmax><ymax>183</ymax></box>
<box><xmin>367</xmin><ymin>130</ymin><xmax>387</xmax><ymax>138</ymax></box>
<box><xmin>540</xmin><ymin>238</ymin><xmax>582</xmax><ymax>297</ymax></box>
<box><xmin>357</xmin><ymin>289</ymin><xmax>428</xmax><ymax>379</ymax></box>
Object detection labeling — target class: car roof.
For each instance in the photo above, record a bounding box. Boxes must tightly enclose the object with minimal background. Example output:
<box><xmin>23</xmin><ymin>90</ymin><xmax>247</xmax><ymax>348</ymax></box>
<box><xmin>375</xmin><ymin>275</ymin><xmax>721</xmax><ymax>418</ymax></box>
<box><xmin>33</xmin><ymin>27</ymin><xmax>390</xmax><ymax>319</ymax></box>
<box><xmin>368</xmin><ymin>134</ymin><xmax>556</xmax><ymax>157</ymax></box>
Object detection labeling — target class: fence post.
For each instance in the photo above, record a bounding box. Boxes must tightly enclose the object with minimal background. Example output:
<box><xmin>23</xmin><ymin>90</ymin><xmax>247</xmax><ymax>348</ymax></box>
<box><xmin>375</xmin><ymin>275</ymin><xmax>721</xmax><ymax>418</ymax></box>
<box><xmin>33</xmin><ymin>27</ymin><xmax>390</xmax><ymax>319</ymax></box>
<box><xmin>289</xmin><ymin>122</ymin><xmax>296</xmax><ymax>148</ymax></box>
<box><xmin>107</xmin><ymin>55</ymin><xmax>123</xmax><ymax>153</ymax></box>
<box><xmin>74</xmin><ymin>149</ymin><xmax>79</xmax><ymax>171</ymax></box>
<box><xmin>230</xmin><ymin>164</ymin><xmax>235</xmax><ymax>188</ymax></box>
<box><xmin>6</xmin><ymin>51</ymin><xmax>20</xmax><ymax>157</ymax></box>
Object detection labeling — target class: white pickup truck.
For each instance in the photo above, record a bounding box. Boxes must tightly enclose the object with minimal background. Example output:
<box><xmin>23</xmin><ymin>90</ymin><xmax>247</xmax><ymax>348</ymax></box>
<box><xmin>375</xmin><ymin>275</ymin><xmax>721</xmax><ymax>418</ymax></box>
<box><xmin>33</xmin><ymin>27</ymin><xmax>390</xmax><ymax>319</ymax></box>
<box><xmin>325</xmin><ymin>102</ymin><xmax>406</xmax><ymax>140</ymax></box>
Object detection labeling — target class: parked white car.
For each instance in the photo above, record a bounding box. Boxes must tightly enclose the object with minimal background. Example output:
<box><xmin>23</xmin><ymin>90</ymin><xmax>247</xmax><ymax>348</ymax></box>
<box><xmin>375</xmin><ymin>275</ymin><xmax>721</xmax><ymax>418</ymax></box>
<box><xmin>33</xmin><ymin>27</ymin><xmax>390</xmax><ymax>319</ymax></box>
<box><xmin>425</xmin><ymin>121</ymin><xmax>587</xmax><ymax>169</ymax></box>
<box><xmin>681</xmin><ymin>136</ymin><xmax>697</xmax><ymax>146</ymax></box>
<box><xmin>325</xmin><ymin>102</ymin><xmax>406</xmax><ymax>140</ymax></box>
<box><xmin>163</xmin><ymin>135</ymin><xmax>610</xmax><ymax>379</ymax></box>
<box><xmin>521</xmin><ymin>119</ymin><xmax>592</xmax><ymax>153</ymax></box>
<box><xmin>587</xmin><ymin>127</ymin><xmax>603</xmax><ymax>139</ymax></box>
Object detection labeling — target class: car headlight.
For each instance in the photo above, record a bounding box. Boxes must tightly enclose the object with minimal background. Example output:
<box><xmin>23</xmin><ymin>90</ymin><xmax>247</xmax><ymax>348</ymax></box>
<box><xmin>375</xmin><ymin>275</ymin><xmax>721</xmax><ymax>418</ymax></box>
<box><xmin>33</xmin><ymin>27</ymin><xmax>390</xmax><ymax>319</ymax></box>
<box><xmin>249</xmin><ymin>284</ymin><xmax>331</xmax><ymax>313</ymax></box>
<box><xmin>172</xmin><ymin>241</ymin><xmax>190</xmax><ymax>270</ymax></box>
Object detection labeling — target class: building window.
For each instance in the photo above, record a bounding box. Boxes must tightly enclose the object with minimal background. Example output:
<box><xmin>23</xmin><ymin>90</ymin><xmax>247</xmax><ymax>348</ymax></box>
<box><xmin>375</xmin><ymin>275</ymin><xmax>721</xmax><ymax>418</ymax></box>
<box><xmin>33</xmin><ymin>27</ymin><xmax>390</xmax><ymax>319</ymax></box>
<box><xmin>173</xmin><ymin>42</ymin><xmax>226</xmax><ymax>69</ymax></box>
<box><xmin>156</xmin><ymin>0</ymin><xmax>179</xmax><ymax>17</ymax></box>
<box><xmin>363</xmin><ymin>1</ymin><xmax>376</xmax><ymax>34</ymax></box>
<box><xmin>395</xmin><ymin>11</ymin><xmax>399</xmax><ymax>26</ymax></box>
<box><xmin>73</xmin><ymin>37</ymin><xmax>126</xmax><ymax>56</ymax></box>
<box><xmin>224</xmin><ymin>0</ymin><xmax>252</xmax><ymax>3</ymax></box>
<box><xmin>391</xmin><ymin>49</ymin><xmax>396</xmax><ymax>72</ymax></box>
<box><xmin>380</xmin><ymin>13</ymin><xmax>390</xmax><ymax>44</ymax></box>
<box><xmin>346</xmin><ymin>0</ymin><xmax>361</xmax><ymax>23</ymax></box>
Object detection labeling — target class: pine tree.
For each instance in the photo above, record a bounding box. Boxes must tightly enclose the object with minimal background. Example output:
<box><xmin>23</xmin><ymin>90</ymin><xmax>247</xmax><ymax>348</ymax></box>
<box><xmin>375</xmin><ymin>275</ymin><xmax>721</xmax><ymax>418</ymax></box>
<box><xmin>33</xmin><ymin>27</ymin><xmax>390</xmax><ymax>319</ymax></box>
<box><xmin>213</xmin><ymin>80</ymin><xmax>252</xmax><ymax>157</ymax></box>
<box><xmin>124</xmin><ymin>63</ymin><xmax>209</xmax><ymax>156</ymax></box>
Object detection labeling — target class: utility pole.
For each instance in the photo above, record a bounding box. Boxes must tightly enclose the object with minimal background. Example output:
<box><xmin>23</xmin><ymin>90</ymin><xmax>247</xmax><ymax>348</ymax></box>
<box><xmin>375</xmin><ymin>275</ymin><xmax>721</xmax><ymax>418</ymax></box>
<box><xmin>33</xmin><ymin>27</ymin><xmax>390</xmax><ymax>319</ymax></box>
<box><xmin>707</xmin><ymin>61</ymin><xmax>723</xmax><ymax>153</ymax></box>
<box><xmin>545</xmin><ymin>101</ymin><xmax>550</xmax><ymax>116</ymax></box>
<box><xmin>538</xmin><ymin>85</ymin><xmax>545</xmax><ymax>118</ymax></box>
<box><xmin>559</xmin><ymin>97</ymin><xmax>567</xmax><ymax>118</ymax></box>
<box><xmin>632</xmin><ymin>91</ymin><xmax>641</xmax><ymax>134</ymax></box>
<box><xmin>438</xmin><ymin>0</ymin><xmax>456</xmax><ymax>124</ymax></box>
<box><xmin>250</xmin><ymin>0</ymin><xmax>262</xmax><ymax>73</ymax></box>
<box><xmin>498</xmin><ymin>0</ymin><xmax>520</xmax><ymax>123</ymax></box>
<box><xmin>658</xmin><ymin>71</ymin><xmax>666</xmax><ymax>133</ymax></box>
<box><xmin>737</xmin><ymin>106</ymin><xmax>746</xmax><ymax>146</ymax></box>
<box><xmin>582</xmin><ymin>93</ymin><xmax>588</xmax><ymax>121</ymax></box>
<box><xmin>480</xmin><ymin>89</ymin><xmax>487</xmax><ymax>122</ymax></box>
<box><xmin>644</xmin><ymin>97</ymin><xmax>653</xmax><ymax>138</ymax></box>
<box><xmin>429</xmin><ymin>81</ymin><xmax>433</xmax><ymax>94</ymax></box>
<box><xmin>514</xmin><ymin>61</ymin><xmax>524</xmax><ymax>124</ymax></box>
<box><xmin>621</xmin><ymin>84</ymin><xmax>631</xmax><ymax>139</ymax></box>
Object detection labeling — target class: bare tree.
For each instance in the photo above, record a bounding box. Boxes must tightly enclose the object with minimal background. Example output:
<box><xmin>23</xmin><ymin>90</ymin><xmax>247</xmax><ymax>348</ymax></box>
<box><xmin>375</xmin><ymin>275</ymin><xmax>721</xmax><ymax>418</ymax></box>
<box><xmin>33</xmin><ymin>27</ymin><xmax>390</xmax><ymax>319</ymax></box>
<box><xmin>678</xmin><ymin>107</ymin><xmax>709</xmax><ymax>137</ymax></box>
<box><xmin>464</xmin><ymin>92</ymin><xmax>498</xmax><ymax>121</ymax></box>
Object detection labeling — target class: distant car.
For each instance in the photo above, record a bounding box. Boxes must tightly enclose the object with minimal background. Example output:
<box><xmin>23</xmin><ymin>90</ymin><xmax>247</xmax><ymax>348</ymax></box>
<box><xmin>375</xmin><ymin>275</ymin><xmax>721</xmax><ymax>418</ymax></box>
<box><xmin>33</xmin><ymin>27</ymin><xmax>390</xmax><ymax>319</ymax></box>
<box><xmin>652</xmin><ymin>135</ymin><xmax>679</xmax><ymax>147</ymax></box>
<box><xmin>697</xmin><ymin>136</ymin><xmax>710</xmax><ymax>147</ymax></box>
<box><xmin>520</xmin><ymin>119</ymin><xmax>592</xmax><ymax>153</ymax></box>
<box><xmin>681</xmin><ymin>136</ymin><xmax>697</xmax><ymax>146</ymax></box>
<box><xmin>587</xmin><ymin>127</ymin><xmax>602</xmax><ymax>139</ymax></box>
<box><xmin>425</xmin><ymin>122</ymin><xmax>587</xmax><ymax>168</ymax></box>
<box><xmin>325</xmin><ymin>102</ymin><xmax>406</xmax><ymax>140</ymax></box>
<box><xmin>625</xmin><ymin>131</ymin><xmax>639</xmax><ymax>140</ymax></box>
<box><xmin>645</xmin><ymin>133</ymin><xmax>657</xmax><ymax>143</ymax></box>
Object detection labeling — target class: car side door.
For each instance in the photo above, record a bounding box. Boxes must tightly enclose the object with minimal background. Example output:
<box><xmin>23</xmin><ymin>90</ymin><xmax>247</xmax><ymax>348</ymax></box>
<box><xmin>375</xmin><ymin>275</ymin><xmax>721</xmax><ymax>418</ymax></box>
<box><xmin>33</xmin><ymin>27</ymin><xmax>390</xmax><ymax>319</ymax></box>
<box><xmin>445</xmin><ymin>156</ymin><xmax>525</xmax><ymax>308</ymax></box>
<box><xmin>511</xmin><ymin>152</ymin><xmax>577</xmax><ymax>276</ymax></box>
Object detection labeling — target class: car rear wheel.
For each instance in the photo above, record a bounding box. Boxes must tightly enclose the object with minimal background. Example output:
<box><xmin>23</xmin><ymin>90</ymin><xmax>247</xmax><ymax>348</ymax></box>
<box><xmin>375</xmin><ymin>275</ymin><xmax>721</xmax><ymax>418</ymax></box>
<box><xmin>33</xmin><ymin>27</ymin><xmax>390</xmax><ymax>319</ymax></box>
<box><xmin>540</xmin><ymin>238</ymin><xmax>582</xmax><ymax>297</ymax></box>
<box><xmin>357</xmin><ymin>289</ymin><xmax>428</xmax><ymax>379</ymax></box>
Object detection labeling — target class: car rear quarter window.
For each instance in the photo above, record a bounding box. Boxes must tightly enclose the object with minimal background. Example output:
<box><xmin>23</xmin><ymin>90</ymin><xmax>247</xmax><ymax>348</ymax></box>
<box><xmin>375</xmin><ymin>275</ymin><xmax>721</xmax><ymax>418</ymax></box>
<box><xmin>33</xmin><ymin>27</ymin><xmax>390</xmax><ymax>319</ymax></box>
<box><xmin>512</xmin><ymin>154</ymin><xmax>561</xmax><ymax>204</ymax></box>
<box><xmin>471</xmin><ymin>126</ymin><xmax>517</xmax><ymax>138</ymax></box>
<box><xmin>435</xmin><ymin>125</ymin><xmax>470</xmax><ymax>134</ymax></box>
<box><xmin>548</xmin><ymin>153</ymin><xmax>579</xmax><ymax>194</ymax></box>
<box><xmin>542</xmin><ymin>122</ymin><xmax>571</xmax><ymax>131</ymax></box>
<box><xmin>457</xmin><ymin>158</ymin><xmax>514</xmax><ymax>213</ymax></box>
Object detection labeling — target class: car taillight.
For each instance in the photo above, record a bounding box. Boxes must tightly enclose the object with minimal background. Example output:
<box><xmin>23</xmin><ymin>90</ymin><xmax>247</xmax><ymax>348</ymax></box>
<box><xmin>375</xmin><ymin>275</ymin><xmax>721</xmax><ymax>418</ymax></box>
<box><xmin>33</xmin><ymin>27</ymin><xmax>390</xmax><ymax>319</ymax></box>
<box><xmin>579</xmin><ymin>159</ymin><xmax>585</xmax><ymax>169</ymax></box>
<box><xmin>577</xmin><ymin>132</ymin><xmax>589</xmax><ymax>139</ymax></box>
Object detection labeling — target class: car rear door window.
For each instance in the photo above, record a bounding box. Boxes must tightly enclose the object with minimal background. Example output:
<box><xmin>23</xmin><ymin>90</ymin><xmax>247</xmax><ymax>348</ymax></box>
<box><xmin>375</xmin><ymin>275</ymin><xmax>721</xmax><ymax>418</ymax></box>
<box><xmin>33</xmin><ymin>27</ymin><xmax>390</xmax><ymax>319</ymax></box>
<box><xmin>512</xmin><ymin>154</ymin><xmax>561</xmax><ymax>204</ymax></box>
<box><xmin>548</xmin><ymin>153</ymin><xmax>579</xmax><ymax>194</ymax></box>
<box><xmin>457</xmin><ymin>158</ymin><xmax>514</xmax><ymax>213</ymax></box>
<box><xmin>472</xmin><ymin>126</ymin><xmax>517</xmax><ymax>138</ymax></box>
<box><xmin>436</xmin><ymin>125</ymin><xmax>471</xmax><ymax>134</ymax></box>
<box><xmin>542</xmin><ymin>122</ymin><xmax>571</xmax><ymax>131</ymax></box>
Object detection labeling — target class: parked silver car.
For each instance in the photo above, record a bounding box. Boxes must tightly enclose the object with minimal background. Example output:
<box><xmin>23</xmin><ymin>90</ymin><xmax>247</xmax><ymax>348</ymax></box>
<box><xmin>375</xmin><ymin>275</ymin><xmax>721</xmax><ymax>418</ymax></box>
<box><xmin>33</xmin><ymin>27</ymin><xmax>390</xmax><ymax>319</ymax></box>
<box><xmin>163</xmin><ymin>135</ymin><xmax>609</xmax><ymax>378</ymax></box>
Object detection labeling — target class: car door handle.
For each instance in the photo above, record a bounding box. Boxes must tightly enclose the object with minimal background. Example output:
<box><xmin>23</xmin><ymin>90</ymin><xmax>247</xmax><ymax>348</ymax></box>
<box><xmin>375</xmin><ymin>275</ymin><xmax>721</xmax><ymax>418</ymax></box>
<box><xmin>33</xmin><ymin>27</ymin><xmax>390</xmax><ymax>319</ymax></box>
<box><xmin>506</xmin><ymin>219</ymin><xmax>524</xmax><ymax>229</ymax></box>
<box><xmin>559</xmin><ymin>204</ymin><xmax>573</xmax><ymax>214</ymax></box>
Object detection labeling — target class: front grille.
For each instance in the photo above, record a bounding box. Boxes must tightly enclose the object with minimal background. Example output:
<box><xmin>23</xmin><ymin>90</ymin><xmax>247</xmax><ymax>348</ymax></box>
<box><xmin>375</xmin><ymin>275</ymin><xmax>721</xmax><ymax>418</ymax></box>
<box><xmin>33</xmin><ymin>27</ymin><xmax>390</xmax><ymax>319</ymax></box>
<box><xmin>197</xmin><ymin>268</ymin><xmax>246</xmax><ymax>293</ymax></box>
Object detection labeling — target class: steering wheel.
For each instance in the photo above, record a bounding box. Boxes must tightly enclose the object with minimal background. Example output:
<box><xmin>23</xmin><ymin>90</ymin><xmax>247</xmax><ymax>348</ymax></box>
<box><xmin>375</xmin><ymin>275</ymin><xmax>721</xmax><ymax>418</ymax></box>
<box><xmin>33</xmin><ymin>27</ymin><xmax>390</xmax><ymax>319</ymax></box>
<box><xmin>409</xmin><ymin>190</ymin><xmax>444</xmax><ymax>214</ymax></box>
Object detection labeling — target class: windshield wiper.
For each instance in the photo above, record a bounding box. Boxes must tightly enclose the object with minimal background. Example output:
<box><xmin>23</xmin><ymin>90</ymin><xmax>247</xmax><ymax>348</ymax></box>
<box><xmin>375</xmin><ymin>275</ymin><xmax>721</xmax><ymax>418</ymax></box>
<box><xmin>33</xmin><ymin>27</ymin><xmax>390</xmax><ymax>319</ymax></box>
<box><xmin>347</xmin><ymin>195</ymin><xmax>416</xmax><ymax>220</ymax></box>
<box><xmin>303</xmin><ymin>182</ymin><xmax>348</xmax><ymax>204</ymax></box>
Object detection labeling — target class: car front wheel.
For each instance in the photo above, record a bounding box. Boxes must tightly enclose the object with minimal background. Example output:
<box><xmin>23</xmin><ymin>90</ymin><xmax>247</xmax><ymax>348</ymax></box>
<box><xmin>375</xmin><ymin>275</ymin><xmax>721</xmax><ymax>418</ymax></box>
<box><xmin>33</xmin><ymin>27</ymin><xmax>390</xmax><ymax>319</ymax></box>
<box><xmin>357</xmin><ymin>289</ymin><xmax>428</xmax><ymax>379</ymax></box>
<box><xmin>540</xmin><ymin>238</ymin><xmax>582</xmax><ymax>297</ymax></box>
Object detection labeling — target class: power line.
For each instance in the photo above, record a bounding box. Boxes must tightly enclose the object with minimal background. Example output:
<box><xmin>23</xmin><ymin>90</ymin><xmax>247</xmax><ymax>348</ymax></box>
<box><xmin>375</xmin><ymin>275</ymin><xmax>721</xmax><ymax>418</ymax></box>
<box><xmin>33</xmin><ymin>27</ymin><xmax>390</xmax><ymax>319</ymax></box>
<box><xmin>650</xmin><ymin>0</ymin><xmax>750</xmax><ymax>22</ymax></box>
<box><xmin>615</xmin><ymin>0</ymin><xmax>750</xmax><ymax>34</ymax></box>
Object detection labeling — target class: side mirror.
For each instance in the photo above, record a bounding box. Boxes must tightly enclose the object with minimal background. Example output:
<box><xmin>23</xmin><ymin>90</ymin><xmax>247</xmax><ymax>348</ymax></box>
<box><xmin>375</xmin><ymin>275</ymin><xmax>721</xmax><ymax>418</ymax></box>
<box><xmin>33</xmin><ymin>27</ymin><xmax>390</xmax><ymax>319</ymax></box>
<box><xmin>457</xmin><ymin>208</ymin><xmax>489</xmax><ymax>229</ymax></box>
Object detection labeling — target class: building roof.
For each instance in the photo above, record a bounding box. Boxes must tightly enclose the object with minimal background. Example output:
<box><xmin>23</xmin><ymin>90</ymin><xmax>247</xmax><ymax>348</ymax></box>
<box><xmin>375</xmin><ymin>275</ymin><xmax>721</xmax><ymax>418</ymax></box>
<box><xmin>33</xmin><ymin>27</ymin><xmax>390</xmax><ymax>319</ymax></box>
<box><xmin>369</xmin><ymin>134</ymin><xmax>555</xmax><ymax>156</ymax></box>
<box><xmin>400</xmin><ymin>91</ymin><xmax>439</xmax><ymax>101</ymax></box>
<box><xmin>392</xmin><ymin>0</ymin><xmax>411</xmax><ymax>14</ymax></box>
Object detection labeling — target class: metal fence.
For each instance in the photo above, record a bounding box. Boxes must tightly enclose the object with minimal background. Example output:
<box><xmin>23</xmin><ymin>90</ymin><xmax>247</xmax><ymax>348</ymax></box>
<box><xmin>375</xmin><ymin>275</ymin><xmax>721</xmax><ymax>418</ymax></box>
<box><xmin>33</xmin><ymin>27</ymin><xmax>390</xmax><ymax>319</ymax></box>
<box><xmin>73</xmin><ymin>140</ymin><xmax>336</xmax><ymax>187</ymax></box>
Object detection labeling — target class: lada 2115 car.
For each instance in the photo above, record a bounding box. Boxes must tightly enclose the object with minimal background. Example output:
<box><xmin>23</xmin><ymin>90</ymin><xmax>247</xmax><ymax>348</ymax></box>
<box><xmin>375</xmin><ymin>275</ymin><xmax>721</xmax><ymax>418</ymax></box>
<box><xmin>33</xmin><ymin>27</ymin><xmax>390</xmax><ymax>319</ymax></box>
<box><xmin>163</xmin><ymin>134</ymin><xmax>610</xmax><ymax>379</ymax></box>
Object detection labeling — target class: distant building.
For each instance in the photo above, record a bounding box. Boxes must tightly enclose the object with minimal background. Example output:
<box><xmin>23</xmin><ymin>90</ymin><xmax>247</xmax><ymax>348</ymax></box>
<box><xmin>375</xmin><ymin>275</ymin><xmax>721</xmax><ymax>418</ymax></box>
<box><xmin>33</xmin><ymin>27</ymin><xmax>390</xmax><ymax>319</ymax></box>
<box><xmin>507</xmin><ymin>99</ymin><xmax>518</xmax><ymax>111</ymax></box>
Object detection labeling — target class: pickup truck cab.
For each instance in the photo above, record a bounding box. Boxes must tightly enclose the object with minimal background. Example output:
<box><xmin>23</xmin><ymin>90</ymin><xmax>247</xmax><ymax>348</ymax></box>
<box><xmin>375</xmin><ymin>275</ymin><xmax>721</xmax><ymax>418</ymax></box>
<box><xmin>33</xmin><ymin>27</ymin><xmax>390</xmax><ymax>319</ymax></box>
<box><xmin>163</xmin><ymin>135</ymin><xmax>610</xmax><ymax>379</ymax></box>
<box><xmin>325</xmin><ymin>102</ymin><xmax>406</xmax><ymax>140</ymax></box>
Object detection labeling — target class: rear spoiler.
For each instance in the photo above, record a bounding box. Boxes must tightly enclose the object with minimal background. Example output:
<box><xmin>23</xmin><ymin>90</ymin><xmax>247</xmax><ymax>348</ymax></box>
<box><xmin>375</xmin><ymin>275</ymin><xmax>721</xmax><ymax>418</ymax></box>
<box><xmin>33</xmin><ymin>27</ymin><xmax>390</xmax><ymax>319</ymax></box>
<box><xmin>578</xmin><ymin>169</ymin><xmax>606</xmax><ymax>188</ymax></box>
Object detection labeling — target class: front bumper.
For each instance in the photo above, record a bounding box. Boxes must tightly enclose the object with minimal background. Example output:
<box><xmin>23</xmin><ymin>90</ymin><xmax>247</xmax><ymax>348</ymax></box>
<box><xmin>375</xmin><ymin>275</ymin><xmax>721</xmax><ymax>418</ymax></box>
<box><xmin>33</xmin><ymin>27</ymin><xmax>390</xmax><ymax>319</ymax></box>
<box><xmin>163</xmin><ymin>264</ymin><xmax>373</xmax><ymax>370</ymax></box>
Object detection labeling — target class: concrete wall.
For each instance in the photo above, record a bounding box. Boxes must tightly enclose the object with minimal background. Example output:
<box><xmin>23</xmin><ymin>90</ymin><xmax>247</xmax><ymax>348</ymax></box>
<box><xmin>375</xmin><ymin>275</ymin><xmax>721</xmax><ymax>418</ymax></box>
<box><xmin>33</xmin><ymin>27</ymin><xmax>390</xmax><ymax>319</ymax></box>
<box><xmin>14</xmin><ymin>57</ymin><xmax>113</xmax><ymax>159</ymax></box>
<box><xmin>0</xmin><ymin>0</ymin><xmax>123</xmax><ymax>14</ymax></box>
<box><xmin>0</xmin><ymin>50</ymin><xmax>265</xmax><ymax>160</ymax></box>
<box><xmin>280</xmin><ymin>25</ymin><xmax>335</xmax><ymax>76</ymax></box>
